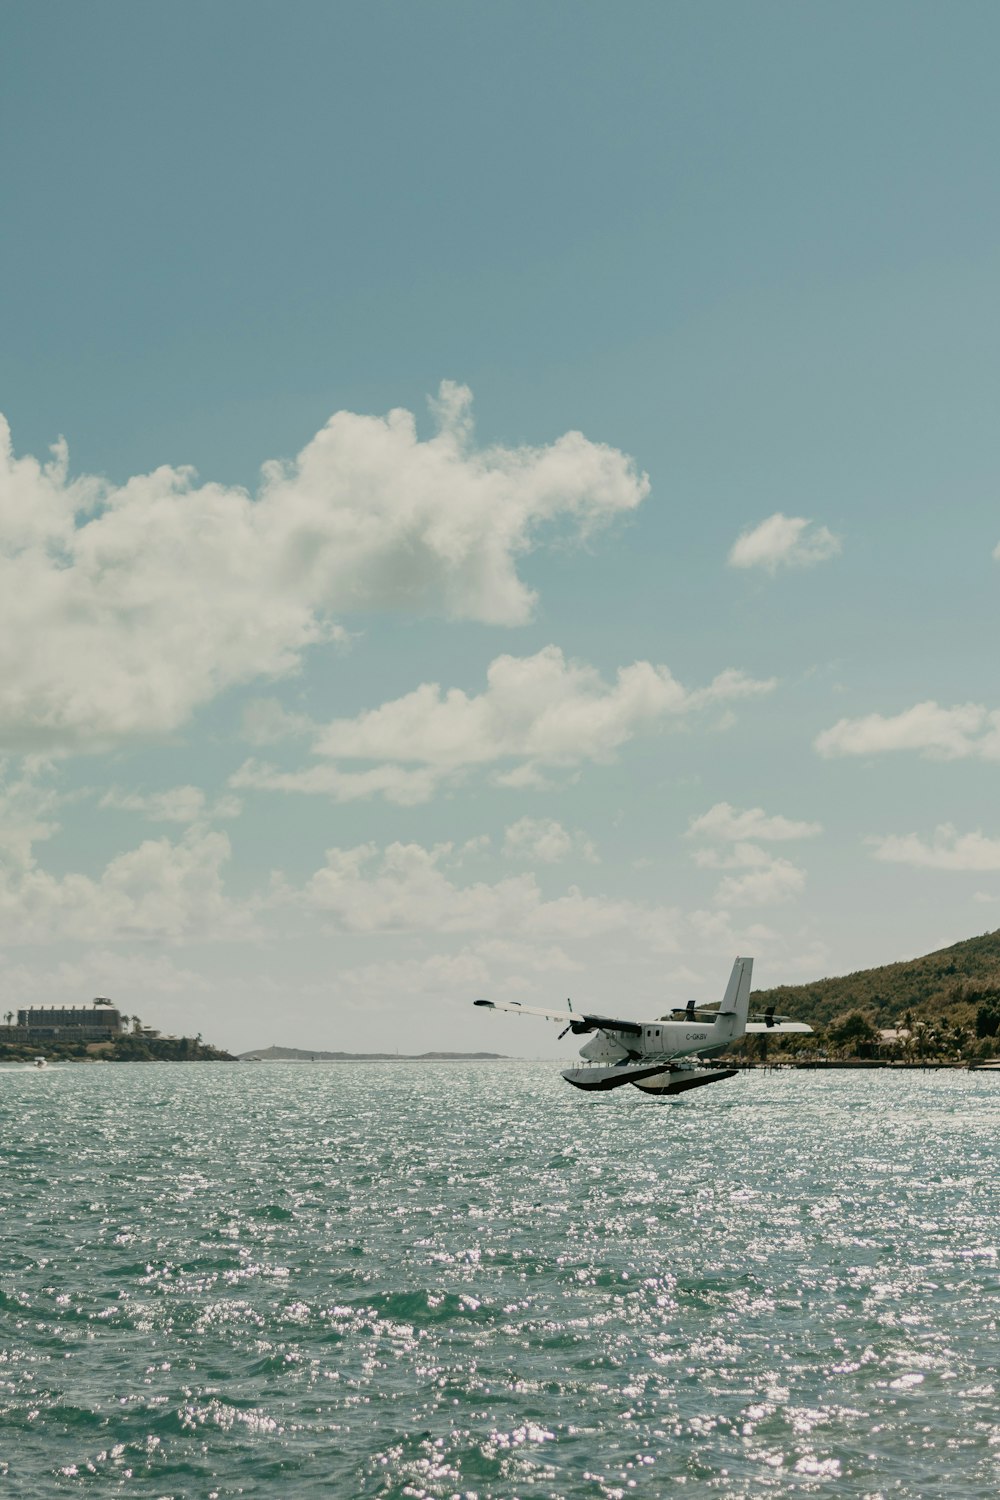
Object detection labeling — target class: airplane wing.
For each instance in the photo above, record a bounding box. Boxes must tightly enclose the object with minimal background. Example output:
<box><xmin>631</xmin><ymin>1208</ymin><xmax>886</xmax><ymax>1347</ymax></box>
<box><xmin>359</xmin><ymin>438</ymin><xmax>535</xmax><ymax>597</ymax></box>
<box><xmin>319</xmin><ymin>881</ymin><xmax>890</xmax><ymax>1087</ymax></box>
<box><xmin>744</xmin><ymin>1020</ymin><xmax>813</xmax><ymax>1033</ymax></box>
<box><xmin>473</xmin><ymin>998</ymin><xmax>643</xmax><ymax>1035</ymax></box>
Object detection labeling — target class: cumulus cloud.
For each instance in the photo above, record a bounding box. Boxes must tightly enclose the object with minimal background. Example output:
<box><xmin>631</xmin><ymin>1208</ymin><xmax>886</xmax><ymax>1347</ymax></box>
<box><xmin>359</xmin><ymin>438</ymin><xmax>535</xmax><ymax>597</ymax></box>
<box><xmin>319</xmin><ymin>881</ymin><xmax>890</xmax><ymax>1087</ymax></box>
<box><xmin>815</xmin><ymin>701</ymin><xmax>1000</xmax><ymax>760</ymax></box>
<box><xmin>311</xmin><ymin>649</ymin><xmax>742</xmax><ymax>764</ymax></box>
<box><xmin>232</xmin><ymin>647</ymin><xmax>777</xmax><ymax>803</ymax></box>
<box><xmin>689</xmin><ymin>838</ymin><xmax>807</xmax><ymax>906</ymax></box>
<box><xmin>728</xmin><ymin>512</ymin><xmax>841</xmax><ymax>572</ymax></box>
<box><xmin>714</xmin><ymin>855</ymin><xmax>807</xmax><ymax>906</ymax></box>
<box><xmin>503</xmin><ymin>816</ymin><xmax>598</xmax><ymax>864</ymax></box>
<box><xmin>686</xmin><ymin>801</ymin><xmax>813</xmax><ymax>907</ymax></box>
<box><xmin>0</xmin><ymin>763</ymin><xmax>62</xmax><ymax>867</ymax></box>
<box><xmin>693</xmin><ymin>841</ymin><xmax>774</xmax><ymax>871</ymax></box>
<box><xmin>0</xmin><ymin>828</ymin><xmax>248</xmax><ymax>943</ymax></box>
<box><xmin>300</xmin><ymin>839</ymin><xmax>680</xmax><ymax>948</ymax></box>
<box><xmin>868</xmin><ymin>824</ymin><xmax>1000</xmax><ymax>871</ymax></box>
<box><xmin>0</xmin><ymin>385</ymin><xmax>648</xmax><ymax>754</ymax></box>
<box><xmin>688</xmin><ymin>801</ymin><xmax>822</xmax><ymax>842</ymax></box>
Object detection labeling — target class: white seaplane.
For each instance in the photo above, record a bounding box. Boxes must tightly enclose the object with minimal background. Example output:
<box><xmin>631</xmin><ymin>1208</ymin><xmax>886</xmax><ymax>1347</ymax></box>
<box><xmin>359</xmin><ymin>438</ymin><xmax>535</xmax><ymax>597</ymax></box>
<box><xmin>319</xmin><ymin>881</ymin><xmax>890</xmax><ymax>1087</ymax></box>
<box><xmin>474</xmin><ymin>956</ymin><xmax>812</xmax><ymax>1097</ymax></box>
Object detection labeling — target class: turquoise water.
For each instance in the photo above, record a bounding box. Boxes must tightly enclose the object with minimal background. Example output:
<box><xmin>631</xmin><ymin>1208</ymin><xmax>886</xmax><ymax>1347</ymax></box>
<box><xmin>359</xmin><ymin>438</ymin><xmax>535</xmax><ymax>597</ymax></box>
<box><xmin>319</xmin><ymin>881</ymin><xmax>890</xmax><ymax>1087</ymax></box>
<box><xmin>1</xmin><ymin>1062</ymin><xmax>998</xmax><ymax>1498</ymax></box>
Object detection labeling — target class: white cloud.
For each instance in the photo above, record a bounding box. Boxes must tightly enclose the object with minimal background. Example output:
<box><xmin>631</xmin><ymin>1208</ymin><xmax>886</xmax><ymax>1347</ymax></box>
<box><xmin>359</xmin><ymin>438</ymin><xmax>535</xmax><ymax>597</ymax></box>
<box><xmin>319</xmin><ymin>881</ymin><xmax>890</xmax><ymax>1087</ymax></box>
<box><xmin>230</xmin><ymin>759</ymin><xmax>442</xmax><ymax>807</ymax></box>
<box><xmin>687</xmin><ymin>837</ymin><xmax>807</xmax><ymax>906</ymax></box>
<box><xmin>300</xmin><ymin>839</ymin><xmax>680</xmax><ymax>948</ymax></box>
<box><xmin>693</xmin><ymin>841</ymin><xmax>774</xmax><ymax>871</ymax></box>
<box><xmin>99</xmin><ymin>785</ymin><xmax>241</xmax><ymax>824</ymax></box>
<box><xmin>815</xmin><ymin>701</ymin><xmax>1000</xmax><ymax>760</ymax></box>
<box><xmin>0</xmin><ymin>764</ymin><xmax>62</xmax><ymax>867</ymax></box>
<box><xmin>688</xmin><ymin>801</ymin><xmax>822</xmax><ymax>842</ymax></box>
<box><xmin>0</xmin><ymin>828</ymin><xmax>249</xmax><ymax>943</ymax></box>
<box><xmin>502</xmin><ymin>816</ymin><xmax>598</xmax><ymax>864</ymax></box>
<box><xmin>728</xmin><ymin>512</ymin><xmax>841</xmax><ymax>572</ymax></box>
<box><xmin>307</xmin><ymin>939</ymin><xmax>589</xmax><ymax>1023</ymax></box>
<box><xmin>335</xmin><ymin>949</ymin><xmax>495</xmax><ymax>1002</ymax></box>
<box><xmin>0</xmin><ymin>949</ymin><xmax>213</xmax><ymax>1004</ymax></box>
<box><xmin>231</xmin><ymin>647</ymin><xmax>776</xmax><ymax>803</ymax></box>
<box><xmin>492</xmin><ymin>762</ymin><xmax>556</xmax><ymax>791</ymax></box>
<box><xmin>474</xmin><ymin>937</ymin><xmax>585</xmax><ymax>973</ymax></box>
<box><xmin>312</xmin><ymin>649</ymin><xmax>699</xmax><ymax>765</ymax></box>
<box><xmin>241</xmin><ymin>698</ymin><xmax>315</xmax><ymax>746</ymax></box>
<box><xmin>684</xmin><ymin>668</ymin><xmax>780</xmax><ymax>707</ymax></box>
<box><xmin>714</xmin><ymin>855</ymin><xmax>807</xmax><ymax>906</ymax></box>
<box><xmin>686</xmin><ymin>802</ymin><xmax>813</xmax><ymax>909</ymax></box>
<box><xmin>0</xmin><ymin>385</ymin><xmax>648</xmax><ymax>754</ymax></box>
<box><xmin>868</xmin><ymin>824</ymin><xmax>1000</xmax><ymax>871</ymax></box>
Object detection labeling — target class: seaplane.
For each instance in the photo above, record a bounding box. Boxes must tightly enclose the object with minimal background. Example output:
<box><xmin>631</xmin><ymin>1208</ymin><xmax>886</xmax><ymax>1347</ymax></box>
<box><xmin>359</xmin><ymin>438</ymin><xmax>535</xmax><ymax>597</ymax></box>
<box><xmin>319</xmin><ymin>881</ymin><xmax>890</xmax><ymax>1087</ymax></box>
<box><xmin>474</xmin><ymin>956</ymin><xmax>812</xmax><ymax>1097</ymax></box>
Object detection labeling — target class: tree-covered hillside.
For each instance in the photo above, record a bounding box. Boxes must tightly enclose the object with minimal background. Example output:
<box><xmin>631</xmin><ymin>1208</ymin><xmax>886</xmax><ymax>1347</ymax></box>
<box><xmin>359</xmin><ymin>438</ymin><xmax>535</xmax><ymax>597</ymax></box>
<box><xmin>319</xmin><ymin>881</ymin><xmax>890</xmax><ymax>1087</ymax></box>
<box><xmin>752</xmin><ymin>929</ymin><xmax>1000</xmax><ymax>1036</ymax></box>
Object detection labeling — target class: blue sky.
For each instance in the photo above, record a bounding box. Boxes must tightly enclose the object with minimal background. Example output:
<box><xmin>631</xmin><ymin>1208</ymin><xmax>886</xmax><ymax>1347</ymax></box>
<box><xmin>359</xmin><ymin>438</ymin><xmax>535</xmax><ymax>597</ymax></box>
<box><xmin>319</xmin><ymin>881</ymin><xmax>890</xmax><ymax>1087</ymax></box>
<box><xmin>3</xmin><ymin>2</ymin><xmax>1000</xmax><ymax>1052</ymax></box>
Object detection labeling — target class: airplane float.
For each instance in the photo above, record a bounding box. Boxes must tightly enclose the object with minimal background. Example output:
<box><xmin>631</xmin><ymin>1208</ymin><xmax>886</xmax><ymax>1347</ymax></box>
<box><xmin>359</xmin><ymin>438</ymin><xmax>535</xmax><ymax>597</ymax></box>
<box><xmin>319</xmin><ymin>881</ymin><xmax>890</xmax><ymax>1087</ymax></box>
<box><xmin>474</xmin><ymin>956</ymin><xmax>812</xmax><ymax>1097</ymax></box>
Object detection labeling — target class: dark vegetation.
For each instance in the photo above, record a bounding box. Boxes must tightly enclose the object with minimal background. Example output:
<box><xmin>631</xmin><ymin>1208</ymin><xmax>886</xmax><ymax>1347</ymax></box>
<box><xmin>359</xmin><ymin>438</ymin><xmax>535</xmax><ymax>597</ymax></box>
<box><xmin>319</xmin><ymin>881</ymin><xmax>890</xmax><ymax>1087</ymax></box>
<box><xmin>745</xmin><ymin>928</ymin><xmax>1000</xmax><ymax>1063</ymax></box>
<box><xmin>0</xmin><ymin>1035</ymin><xmax>235</xmax><ymax>1063</ymax></box>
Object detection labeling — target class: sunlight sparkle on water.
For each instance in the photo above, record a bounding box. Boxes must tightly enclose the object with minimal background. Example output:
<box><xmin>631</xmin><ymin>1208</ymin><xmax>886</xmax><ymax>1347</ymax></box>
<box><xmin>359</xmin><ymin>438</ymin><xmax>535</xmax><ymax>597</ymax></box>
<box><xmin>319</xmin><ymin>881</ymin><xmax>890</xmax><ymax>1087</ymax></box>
<box><xmin>1</xmin><ymin>1062</ymin><xmax>998</xmax><ymax>1497</ymax></box>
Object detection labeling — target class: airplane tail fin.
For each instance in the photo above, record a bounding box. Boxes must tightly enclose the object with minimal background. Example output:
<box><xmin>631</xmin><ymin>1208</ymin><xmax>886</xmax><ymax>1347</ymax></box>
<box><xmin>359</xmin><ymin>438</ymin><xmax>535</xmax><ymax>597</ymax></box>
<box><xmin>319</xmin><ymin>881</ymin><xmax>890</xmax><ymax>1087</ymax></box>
<box><xmin>717</xmin><ymin>956</ymin><xmax>753</xmax><ymax>1030</ymax></box>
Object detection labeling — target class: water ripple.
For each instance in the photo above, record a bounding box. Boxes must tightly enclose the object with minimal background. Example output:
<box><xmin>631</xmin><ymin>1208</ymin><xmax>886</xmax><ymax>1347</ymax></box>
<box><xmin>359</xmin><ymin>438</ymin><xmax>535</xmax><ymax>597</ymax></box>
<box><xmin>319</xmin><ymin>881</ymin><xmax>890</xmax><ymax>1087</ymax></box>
<box><xmin>1</xmin><ymin>1062</ymin><xmax>998</xmax><ymax>1496</ymax></box>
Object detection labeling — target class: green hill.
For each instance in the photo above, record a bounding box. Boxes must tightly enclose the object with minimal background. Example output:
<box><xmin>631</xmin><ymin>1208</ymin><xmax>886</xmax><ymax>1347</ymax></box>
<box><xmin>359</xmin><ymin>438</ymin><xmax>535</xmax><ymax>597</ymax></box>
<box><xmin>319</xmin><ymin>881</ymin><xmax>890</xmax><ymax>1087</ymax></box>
<box><xmin>752</xmin><ymin>929</ymin><xmax>1000</xmax><ymax>1036</ymax></box>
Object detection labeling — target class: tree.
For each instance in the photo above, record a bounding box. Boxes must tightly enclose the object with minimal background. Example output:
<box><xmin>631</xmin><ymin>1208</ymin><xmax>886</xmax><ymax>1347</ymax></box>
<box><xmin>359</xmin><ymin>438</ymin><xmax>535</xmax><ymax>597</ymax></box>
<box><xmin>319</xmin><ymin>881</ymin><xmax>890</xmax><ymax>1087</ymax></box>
<box><xmin>976</xmin><ymin>1003</ymin><xmax>1000</xmax><ymax>1039</ymax></box>
<box><xmin>829</xmin><ymin>1011</ymin><xmax>880</xmax><ymax>1058</ymax></box>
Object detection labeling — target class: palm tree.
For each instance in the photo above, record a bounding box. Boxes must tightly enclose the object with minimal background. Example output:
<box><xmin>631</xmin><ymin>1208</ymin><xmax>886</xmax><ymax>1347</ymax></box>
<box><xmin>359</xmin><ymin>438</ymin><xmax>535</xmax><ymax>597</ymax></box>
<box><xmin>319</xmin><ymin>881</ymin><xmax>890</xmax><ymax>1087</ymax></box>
<box><xmin>3</xmin><ymin>1011</ymin><xmax>13</xmax><ymax>1027</ymax></box>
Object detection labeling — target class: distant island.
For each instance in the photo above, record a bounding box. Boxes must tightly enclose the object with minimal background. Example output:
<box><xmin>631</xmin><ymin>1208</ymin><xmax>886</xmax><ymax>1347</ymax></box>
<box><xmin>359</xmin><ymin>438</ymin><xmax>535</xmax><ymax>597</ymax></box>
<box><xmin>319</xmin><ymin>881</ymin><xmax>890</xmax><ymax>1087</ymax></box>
<box><xmin>0</xmin><ymin>1000</ymin><xmax>508</xmax><ymax>1065</ymax></box>
<box><xmin>0</xmin><ymin>1000</ymin><xmax>235</xmax><ymax>1063</ymax></box>
<box><xmin>240</xmin><ymin>1046</ymin><xmax>507</xmax><ymax>1061</ymax></box>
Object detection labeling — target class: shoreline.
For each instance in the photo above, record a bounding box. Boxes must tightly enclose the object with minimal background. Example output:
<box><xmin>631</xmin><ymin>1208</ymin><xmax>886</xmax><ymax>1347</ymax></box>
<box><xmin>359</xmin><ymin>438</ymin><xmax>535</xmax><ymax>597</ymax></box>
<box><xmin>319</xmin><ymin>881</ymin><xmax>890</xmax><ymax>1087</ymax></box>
<box><xmin>734</xmin><ymin>1058</ymin><xmax>1000</xmax><ymax>1071</ymax></box>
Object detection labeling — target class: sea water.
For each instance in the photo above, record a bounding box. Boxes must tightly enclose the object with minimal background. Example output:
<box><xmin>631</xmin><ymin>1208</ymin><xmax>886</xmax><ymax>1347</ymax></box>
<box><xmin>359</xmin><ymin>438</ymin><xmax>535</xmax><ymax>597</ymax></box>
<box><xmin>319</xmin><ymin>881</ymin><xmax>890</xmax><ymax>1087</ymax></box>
<box><xmin>1</xmin><ymin>1061</ymin><xmax>997</xmax><ymax>1498</ymax></box>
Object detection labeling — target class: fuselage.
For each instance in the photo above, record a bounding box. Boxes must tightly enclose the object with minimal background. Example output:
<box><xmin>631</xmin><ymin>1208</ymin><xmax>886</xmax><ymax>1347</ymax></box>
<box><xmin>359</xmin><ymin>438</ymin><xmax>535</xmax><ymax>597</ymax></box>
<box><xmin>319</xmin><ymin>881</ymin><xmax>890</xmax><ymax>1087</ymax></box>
<box><xmin>579</xmin><ymin>1013</ymin><xmax>737</xmax><ymax>1065</ymax></box>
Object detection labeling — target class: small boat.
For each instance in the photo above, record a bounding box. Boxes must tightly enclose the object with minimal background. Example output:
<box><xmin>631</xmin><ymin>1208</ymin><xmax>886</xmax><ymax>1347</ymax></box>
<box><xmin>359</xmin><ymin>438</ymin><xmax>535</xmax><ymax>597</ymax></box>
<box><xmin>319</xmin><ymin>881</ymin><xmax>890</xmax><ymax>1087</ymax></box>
<box><xmin>32</xmin><ymin>1056</ymin><xmax>47</xmax><ymax>1069</ymax></box>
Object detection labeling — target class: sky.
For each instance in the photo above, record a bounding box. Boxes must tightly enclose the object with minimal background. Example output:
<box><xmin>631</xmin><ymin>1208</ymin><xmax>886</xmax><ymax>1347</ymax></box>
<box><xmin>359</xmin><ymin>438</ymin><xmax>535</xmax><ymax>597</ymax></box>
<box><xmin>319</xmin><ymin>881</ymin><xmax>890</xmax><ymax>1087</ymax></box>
<box><xmin>3</xmin><ymin>1</ymin><xmax>1000</xmax><ymax>1054</ymax></box>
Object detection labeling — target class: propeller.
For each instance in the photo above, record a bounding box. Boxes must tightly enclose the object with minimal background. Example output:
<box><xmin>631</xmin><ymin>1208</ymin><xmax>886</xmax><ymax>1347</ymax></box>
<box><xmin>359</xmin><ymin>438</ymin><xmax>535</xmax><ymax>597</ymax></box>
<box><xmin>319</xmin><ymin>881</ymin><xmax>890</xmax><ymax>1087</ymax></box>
<box><xmin>667</xmin><ymin>999</ymin><xmax>705</xmax><ymax>1019</ymax></box>
<box><xmin>749</xmin><ymin>1005</ymin><xmax>791</xmax><ymax>1028</ymax></box>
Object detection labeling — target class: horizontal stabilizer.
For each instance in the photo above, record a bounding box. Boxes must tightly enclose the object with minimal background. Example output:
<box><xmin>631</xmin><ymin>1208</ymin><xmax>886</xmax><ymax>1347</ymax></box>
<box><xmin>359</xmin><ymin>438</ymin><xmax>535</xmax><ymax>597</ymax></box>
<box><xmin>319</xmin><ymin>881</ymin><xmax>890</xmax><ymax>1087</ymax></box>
<box><xmin>744</xmin><ymin>1020</ymin><xmax>812</xmax><ymax>1033</ymax></box>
